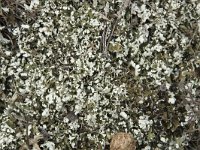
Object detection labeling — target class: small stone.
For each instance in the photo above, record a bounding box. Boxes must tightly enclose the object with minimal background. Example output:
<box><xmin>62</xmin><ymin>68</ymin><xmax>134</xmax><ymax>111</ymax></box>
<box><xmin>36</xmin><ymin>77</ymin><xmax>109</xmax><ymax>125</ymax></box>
<box><xmin>110</xmin><ymin>132</ymin><xmax>136</xmax><ymax>150</ymax></box>
<box><xmin>120</xmin><ymin>111</ymin><xmax>129</xmax><ymax>120</ymax></box>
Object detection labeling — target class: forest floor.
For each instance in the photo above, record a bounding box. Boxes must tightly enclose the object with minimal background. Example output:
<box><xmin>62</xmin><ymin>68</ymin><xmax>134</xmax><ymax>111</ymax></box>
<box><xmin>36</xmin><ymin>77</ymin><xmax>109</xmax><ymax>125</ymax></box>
<box><xmin>0</xmin><ymin>0</ymin><xmax>200</xmax><ymax>149</ymax></box>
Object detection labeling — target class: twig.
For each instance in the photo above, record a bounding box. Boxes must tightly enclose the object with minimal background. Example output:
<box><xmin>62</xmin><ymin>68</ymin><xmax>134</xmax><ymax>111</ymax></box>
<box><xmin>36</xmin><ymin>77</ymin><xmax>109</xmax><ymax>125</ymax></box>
<box><xmin>100</xmin><ymin>0</ymin><xmax>131</xmax><ymax>53</ymax></box>
<box><xmin>105</xmin><ymin>19</ymin><xmax>119</xmax><ymax>51</ymax></box>
<box><xmin>101</xmin><ymin>25</ymin><xmax>107</xmax><ymax>52</ymax></box>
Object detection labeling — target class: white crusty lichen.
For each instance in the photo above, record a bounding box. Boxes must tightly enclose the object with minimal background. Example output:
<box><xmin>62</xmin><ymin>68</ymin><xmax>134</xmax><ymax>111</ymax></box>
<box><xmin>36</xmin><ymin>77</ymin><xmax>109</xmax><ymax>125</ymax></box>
<box><xmin>0</xmin><ymin>0</ymin><xmax>199</xmax><ymax>149</ymax></box>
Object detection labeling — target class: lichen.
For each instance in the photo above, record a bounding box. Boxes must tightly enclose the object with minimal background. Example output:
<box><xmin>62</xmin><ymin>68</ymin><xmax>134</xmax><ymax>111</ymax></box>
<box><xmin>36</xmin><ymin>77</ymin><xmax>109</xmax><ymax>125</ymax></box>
<box><xmin>0</xmin><ymin>0</ymin><xmax>200</xmax><ymax>149</ymax></box>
